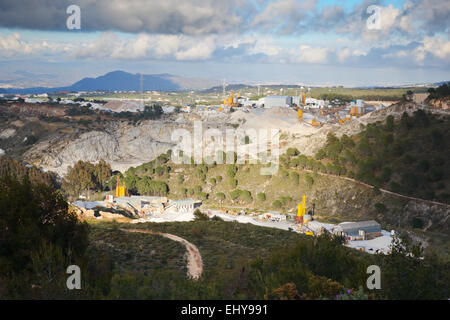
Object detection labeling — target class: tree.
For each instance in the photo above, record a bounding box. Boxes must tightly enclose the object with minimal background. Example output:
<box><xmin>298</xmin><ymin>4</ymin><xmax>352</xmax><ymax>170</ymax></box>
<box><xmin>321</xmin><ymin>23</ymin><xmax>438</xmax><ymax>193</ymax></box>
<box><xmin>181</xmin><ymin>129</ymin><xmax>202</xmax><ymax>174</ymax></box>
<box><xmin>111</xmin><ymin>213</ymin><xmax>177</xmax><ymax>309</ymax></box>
<box><xmin>286</xmin><ymin>148</ymin><xmax>299</xmax><ymax>157</ymax></box>
<box><xmin>216</xmin><ymin>192</ymin><xmax>225</xmax><ymax>200</ymax></box>
<box><xmin>62</xmin><ymin>160</ymin><xmax>97</xmax><ymax>197</ymax></box>
<box><xmin>229</xmin><ymin>178</ymin><xmax>238</xmax><ymax>188</ymax></box>
<box><xmin>385</xmin><ymin>115</ymin><xmax>395</xmax><ymax>131</ymax></box>
<box><xmin>194</xmin><ymin>209</ymin><xmax>209</xmax><ymax>221</ymax></box>
<box><xmin>272</xmin><ymin>200</ymin><xmax>282</xmax><ymax>208</ymax></box>
<box><xmin>94</xmin><ymin>159</ymin><xmax>112</xmax><ymax>190</ymax></box>
<box><xmin>240</xmin><ymin>190</ymin><xmax>252</xmax><ymax>202</ymax></box>
<box><xmin>290</xmin><ymin>172</ymin><xmax>299</xmax><ymax>186</ymax></box>
<box><xmin>257</xmin><ymin>192</ymin><xmax>266</xmax><ymax>201</ymax></box>
<box><xmin>226</xmin><ymin>164</ymin><xmax>238</xmax><ymax>178</ymax></box>
<box><xmin>374</xmin><ymin>202</ymin><xmax>387</xmax><ymax>214</ymax></box>
<box><xmin>229</xmin><ymin>190</ymin><xmax>241</xmax><ymax>201</ymax></box>
<box><xmin>0</xmin><ymin>174</ymin><xmax>89</xmax><ymax>297</ymax></box>
<box><xmin>305</xmin><ymin>174</ymin><xmax>314</xmax><ymax>188</ymax></box>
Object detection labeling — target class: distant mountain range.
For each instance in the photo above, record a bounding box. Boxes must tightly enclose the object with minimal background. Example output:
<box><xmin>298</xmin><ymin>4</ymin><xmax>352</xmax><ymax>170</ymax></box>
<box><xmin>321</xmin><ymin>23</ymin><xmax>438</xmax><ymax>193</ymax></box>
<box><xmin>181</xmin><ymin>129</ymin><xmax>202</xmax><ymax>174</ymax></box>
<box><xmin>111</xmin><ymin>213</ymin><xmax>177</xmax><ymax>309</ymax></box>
<box><xmin>0</xmin><ymin>71</ymin><xmax>447</xmax><ymax>94</ymax></box>
<box><xmin>0</xmin><ymin>71</ymin><xmax>220</xmax><ymax>94</ymax></box>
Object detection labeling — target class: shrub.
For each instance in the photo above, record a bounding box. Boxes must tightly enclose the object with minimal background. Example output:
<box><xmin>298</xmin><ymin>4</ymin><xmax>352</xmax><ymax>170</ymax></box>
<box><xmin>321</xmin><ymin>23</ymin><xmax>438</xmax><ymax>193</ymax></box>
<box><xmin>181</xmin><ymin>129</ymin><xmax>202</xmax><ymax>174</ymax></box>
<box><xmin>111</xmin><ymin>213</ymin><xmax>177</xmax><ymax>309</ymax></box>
<box><xmin>305</xmin><ymin>174</ymin><xmax>314</xmax><ymax>188</ymax></box>
<box><xmin>229</xmin><ymin>178</ymin><xmax>238</xmax><ymax>188</ymax></box>
<box><xmin>286</xmin><ymin>148</ymin><xmax>300</xmax><ymax>157</ymax></box>
<box><xmin>290</xmin><ymin>172</ymin><xmax>299</xmax><ymax>186</ymax></box>
<box><xmin>216</xmin><ymin>192</ymin><xmax>226</xmax><ymax>200</ymax></box>
<box><xmin>272</xmin><ymin>200</ymin><xmax>282</xmax><ymax>208</ymax></box>
<box><xmin>374</xmin><ymin>202</ymin><xmax>386</xmax><ymax>214</ymax></box>
<box><xmin>194</xmin><ymin>209</ymin><xmax>209</xmax><ymax>221</ymax></box>
<box><xmin>229</xmin><ymin>190</ymin><xmax>241</xmax><ymax>200</ymax></box>
<box><xmin>411</xmin><ymin>217</ymin><xmax>424</xmax><ymax>229</ymax></box>
<box><xmin>226</xmin><ymin>165</ymin><xmax>238</xmax><ymax>178</ymax></box>
<box><xmin>196</xmin><ymin>192</ymin><xmax>208</xmax><ymax>200</ymax></box>
<box><xmin>257</xmin><ymin>192</ymin><xmax>266</xmax><ymax>201</ymax></box>
<box><xmin>240</xmin><ymin>190</ymin><xmax>253</xmax><ymax>202</ymax></box>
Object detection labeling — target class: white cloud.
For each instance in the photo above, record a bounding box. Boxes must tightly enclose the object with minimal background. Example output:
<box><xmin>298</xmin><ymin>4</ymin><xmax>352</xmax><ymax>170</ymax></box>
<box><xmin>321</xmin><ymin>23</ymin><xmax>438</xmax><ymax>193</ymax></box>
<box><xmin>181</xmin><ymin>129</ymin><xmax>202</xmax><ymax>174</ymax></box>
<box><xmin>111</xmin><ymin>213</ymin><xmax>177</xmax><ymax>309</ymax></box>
<box><xmin>291</xmin><ymin>45</ymin><xmax>329</xmax><ymax>64</ymax></box>
<box><xmin>413</xmin><ymin>36</ymin><xmax>450</xmax><ymax>63</ymax></box>
<box><xmin>337</xmin><ymin>47</ymin><xmax>367</xmax><ymax>62</ymax></box>
<box><xmin>0</xmin><ymin>33</ymin><xmax>68</xmax><ymax>58</ymax></box>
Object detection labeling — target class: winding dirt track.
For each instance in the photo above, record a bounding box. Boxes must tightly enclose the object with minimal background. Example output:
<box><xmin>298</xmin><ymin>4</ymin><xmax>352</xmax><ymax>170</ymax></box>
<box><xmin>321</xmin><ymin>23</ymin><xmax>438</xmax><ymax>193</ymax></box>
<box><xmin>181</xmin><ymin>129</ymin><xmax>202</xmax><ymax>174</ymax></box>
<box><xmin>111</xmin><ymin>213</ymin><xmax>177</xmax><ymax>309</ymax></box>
<box><xmin>120</xmin><ymin>228</ymin><xmax>203</xmax><ymax>280</ymax></box>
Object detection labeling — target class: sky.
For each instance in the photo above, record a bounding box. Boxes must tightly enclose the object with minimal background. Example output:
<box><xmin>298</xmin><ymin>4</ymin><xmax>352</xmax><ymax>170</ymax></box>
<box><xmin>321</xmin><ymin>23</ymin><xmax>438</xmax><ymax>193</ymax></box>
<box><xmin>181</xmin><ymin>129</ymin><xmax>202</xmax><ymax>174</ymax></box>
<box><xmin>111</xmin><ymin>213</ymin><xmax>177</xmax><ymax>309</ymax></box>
<box><xmin>0</xmin><ymin>0</ymin><xmax>449</xmax><ymax>88</ymax></box>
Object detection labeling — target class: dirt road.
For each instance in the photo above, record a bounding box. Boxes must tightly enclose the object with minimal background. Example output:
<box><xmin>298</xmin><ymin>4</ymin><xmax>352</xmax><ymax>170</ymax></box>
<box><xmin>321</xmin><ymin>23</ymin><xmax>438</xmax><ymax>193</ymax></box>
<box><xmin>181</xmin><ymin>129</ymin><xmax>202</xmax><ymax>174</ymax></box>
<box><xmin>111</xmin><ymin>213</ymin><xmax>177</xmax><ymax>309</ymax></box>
<box><xmin>120</xmin><ymin>228</ymin><xmax>203</xmax><ymax>280</ymax></box>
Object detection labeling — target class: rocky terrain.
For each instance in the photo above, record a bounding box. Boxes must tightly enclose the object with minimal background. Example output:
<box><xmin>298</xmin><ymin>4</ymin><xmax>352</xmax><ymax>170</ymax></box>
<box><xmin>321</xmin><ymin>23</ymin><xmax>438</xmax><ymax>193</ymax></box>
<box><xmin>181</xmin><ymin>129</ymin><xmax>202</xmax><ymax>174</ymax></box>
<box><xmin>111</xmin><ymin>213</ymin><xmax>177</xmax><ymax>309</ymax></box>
<box><xmin>1</xmin><ymin>100</ymin><xmax>448</xmax><ymax>176</ymax></box>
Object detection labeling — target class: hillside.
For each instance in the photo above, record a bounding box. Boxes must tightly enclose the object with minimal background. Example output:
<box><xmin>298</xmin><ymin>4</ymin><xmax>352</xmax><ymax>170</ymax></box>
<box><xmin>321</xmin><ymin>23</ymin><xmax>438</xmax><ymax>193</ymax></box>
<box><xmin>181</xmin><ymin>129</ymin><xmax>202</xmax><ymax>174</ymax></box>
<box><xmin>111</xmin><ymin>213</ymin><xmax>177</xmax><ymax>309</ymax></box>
<box><xmin>85</xmin><ymin>220</ymin><xmax>448</xmax><ymax>300</ymax></box>
<box><xmin>314</xmin><ymin>110</ymin><xmax>450</xmax><ymax>204</ymax></box>
<box><xmin>1</xmin><ymin>117</ymin><xmax>449</xmax><ymax>300</ymax></box>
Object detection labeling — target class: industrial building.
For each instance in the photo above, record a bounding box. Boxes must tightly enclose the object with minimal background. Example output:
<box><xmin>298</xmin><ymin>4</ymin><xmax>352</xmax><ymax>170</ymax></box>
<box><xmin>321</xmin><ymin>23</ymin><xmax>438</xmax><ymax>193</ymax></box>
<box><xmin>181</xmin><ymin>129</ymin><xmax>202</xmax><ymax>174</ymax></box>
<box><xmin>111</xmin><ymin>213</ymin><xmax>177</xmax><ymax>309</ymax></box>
<box><xmin>337</xmin><ymin>220</ymin><xmax>382</xmax><ymax>240</ymax></box>
<box><xmin>114</xmin><ymin>195</ymin><xmax>169</xmax><ymax>216</ymax></box>
<box><xmin>168</xmin><ymin>199</ymin><xmax>197</xmax><ymax>212</ymax></box>
<box><xmin>262</xmin><ymin>96</ymin><xmax>293</xmax><ymax>108</ymax></box>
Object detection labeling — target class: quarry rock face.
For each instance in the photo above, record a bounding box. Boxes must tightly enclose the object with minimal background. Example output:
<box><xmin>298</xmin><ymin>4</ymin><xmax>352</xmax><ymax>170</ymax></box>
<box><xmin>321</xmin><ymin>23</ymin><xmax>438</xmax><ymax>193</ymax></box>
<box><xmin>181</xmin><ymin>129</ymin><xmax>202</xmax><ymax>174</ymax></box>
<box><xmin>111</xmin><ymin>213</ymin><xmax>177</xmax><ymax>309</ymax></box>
<box><xmin>24</xmin><ymin>120</ymin><xmax>179</xmax><ymax>175</ymax></box>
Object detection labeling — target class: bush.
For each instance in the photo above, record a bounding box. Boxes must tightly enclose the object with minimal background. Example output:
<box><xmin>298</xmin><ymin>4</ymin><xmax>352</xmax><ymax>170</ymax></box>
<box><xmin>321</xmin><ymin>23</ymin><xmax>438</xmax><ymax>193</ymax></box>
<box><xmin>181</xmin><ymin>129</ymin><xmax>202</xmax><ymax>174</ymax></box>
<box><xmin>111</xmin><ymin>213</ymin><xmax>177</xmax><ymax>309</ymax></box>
<box><xmin>374</xmin><ymin>202</ymin><xmax>386</xmax><ymax>214</ymax></box>
<box><xmin>257</xmin><ymin>192</ymin><xmax>266</xmax><ymax>201</ymax></box>
<box><xmin>305</xmin><ymin>174</ymin><xmax>314</xmax><ymax>188</ymax></box>
<box><xmin>272</xmin><ymin>200</ymin><xmax>282</xmax><ymax>208</ymax></box>
<box><xmin>411</xmin><ymin>217</ymin><xmax>424</xmax><ymax>229</ymax></box>
<box><xmin>286</xmin><ymin>148</ymin><xmax>300</xmax><ymax>157</ymax></box>
<box><xmin>216</xmin><ymin>192</ymin><xmax>225</xmax><ymax>200</ymax></box>
<box><xmin>290</xmin><ymin>172</ymin><xmax>299</xmax><ymax>186</ymax></box>
<box><xmin>229</xmin><ymin>190</ymin><xmax>241</xmax><ymax>201</ymax></box>
<box><xmin>228</xmin><ymin>178</ymin><xmax>238</xmax><ymax>188</ymax></box>
<box><xmin>193</xmin><ymin>209</ymin><xmax>209</xmax><ymax>221</ymax></box>
<box><xmin>240</xmin><ymin>190</ymin><xmax>253</xmax><ymax>202</ymax></box>
<box><xmin>196</xmin><ymin>192</ymin><xmax>208</xmax><ymax>200</ymax></box>
<box><xmin>226</xmin><ymin>165</ymin><xmax>238</xmax><ymax>178</ymax></box>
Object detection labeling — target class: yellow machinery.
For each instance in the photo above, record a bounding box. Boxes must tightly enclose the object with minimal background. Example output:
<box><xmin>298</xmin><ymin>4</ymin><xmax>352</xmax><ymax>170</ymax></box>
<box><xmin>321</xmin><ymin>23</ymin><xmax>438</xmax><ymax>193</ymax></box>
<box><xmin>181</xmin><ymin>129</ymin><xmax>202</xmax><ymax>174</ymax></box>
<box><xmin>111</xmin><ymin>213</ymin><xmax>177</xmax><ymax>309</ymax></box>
<box><xmin>297</xmin><ymin>195</ymin><xmax>306</xmax><ymax>224</ymax></box>
<box><xmin>115</xmin><ymin>176</ymin><xmax>126</xmax><ymax>198</ymax></box>
<box><xmin>350</xmin><ymin>107</ymin><xmax>359</xmax><ymax>117</ymax></box>
<box><xmin>297</xmin><ymin>109</ymin><xmax>303</xmax><ymax>120</ymax></box>
<box><xmin>311</xmin><ymin>119</ymin><xmax>320</xmax><ymax>127</ymax></box>
<box><xmin>223</xmin><ymin>92</ymin><xmax>240</xmax><ymax>107</ymax></box>
<box><xmin>302</xmin><ymin>92</ymin><xmax>306</xmax><ymax>105</ymax></box>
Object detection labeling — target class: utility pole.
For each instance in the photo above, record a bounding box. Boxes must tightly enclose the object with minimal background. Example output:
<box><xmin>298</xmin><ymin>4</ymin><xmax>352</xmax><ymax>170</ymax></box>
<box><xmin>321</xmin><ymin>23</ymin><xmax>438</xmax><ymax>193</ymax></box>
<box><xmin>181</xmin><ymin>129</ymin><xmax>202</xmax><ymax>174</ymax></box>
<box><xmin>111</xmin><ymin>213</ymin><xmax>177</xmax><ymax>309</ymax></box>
<box><xmin>140</xmin><ymin>73</ymin><xmax>144</xmax><ymax>109</ymax></box>
<box><xmin>222</xmin><ymin>79</ymin><xmax>226</xmax><ymax>102</ymax></box>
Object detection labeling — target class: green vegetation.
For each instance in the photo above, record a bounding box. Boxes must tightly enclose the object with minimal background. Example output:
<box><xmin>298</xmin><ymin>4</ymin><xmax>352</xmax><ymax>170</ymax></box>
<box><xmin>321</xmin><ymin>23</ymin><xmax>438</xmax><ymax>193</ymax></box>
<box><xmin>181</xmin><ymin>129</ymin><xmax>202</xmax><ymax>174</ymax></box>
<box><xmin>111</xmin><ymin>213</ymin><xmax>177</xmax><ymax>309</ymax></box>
<box><xmin>62</xmin><ymin>159</ymin><xmax>112</xmax><ymax>198</ymax></box>
<box><xmin>427</xmin><ymin>82</ymin><xmax>450</xmax><ymax>99</ymax></box>
<box><xmin>87</xmin><ymin>221</ymin><xmax>449</xmax><ymax>300</ymax></box>
<box><xmin>0</xmin><ymin>173</ymin><xmax>94</xmax><ymax>298</ymax></box>
<box><xmin>0</xmin><ymin>155</ymin><xmax>449</xmax><ymax>300</ymax></box>
<box><xmin>311</xmin><ymin>111</ymin><xmax>450</xmax><ymax>203</ymax></box>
